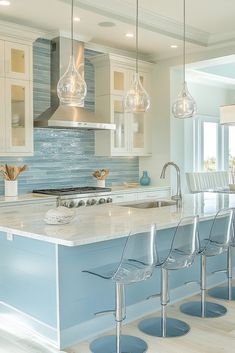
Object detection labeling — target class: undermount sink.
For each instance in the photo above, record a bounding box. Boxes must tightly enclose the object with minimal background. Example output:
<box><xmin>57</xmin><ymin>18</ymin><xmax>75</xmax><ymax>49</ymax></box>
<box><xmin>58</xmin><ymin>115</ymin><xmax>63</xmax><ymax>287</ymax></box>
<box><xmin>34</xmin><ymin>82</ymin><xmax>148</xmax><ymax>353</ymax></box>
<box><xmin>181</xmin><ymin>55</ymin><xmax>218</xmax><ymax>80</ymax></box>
<box><xmin>121</xmin><ymin>200</ymin><xmax>176</xmax><ymax>209</ymax></box>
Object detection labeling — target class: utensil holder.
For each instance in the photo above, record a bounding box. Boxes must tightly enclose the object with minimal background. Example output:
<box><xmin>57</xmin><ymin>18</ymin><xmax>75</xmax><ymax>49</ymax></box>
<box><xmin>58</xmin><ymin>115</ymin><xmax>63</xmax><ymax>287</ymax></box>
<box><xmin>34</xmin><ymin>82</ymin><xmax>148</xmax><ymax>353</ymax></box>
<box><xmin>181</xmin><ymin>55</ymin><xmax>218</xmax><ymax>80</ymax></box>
<box><xmin>5</xmin><ymin>180</ymin><xmax>18</xmax><ymax>197</ymax></box>
<box><xmin>97</xmin><ymin>179</ymin><xmax>105</xmax><ymax>188</ymax></box>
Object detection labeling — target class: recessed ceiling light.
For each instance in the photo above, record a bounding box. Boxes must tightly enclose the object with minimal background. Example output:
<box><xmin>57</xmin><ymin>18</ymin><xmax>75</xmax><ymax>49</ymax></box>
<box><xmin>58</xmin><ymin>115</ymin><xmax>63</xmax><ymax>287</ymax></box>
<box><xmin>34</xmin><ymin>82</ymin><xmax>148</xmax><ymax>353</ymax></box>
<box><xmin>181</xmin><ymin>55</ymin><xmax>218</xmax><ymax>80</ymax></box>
<box><xmin>74</xmin><ymin>17</ymin><xmax>80</xmax><ymax>22</ymax></box>
<box><xmin>0</xmin><ymin>0</ymin><xmax>10</xmax><ymax>6</ymax></box>
<box><xmin>98</xmin><ymin>21</ymin><xmax>116</xmax><ymax>27</ymax></box>
<box><xmin>170</xmin><ymin>45</ymin><xmax>178</xmax><ymax>49</ymax></box>
<box><xmin>126</xmin><ymin>33</ymin><xmax>134</xmax><ymax>38</ymax></box>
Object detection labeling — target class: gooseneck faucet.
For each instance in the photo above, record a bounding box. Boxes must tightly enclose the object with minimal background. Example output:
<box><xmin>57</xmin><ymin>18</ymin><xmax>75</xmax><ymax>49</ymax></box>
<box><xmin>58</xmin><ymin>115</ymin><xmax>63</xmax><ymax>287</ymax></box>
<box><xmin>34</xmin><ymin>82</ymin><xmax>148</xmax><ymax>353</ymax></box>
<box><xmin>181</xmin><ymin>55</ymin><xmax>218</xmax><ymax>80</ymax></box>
<box><xmin>160</xmin><ymin>162</ymin><xmax>182</xmax><ymax>207</ymax></box>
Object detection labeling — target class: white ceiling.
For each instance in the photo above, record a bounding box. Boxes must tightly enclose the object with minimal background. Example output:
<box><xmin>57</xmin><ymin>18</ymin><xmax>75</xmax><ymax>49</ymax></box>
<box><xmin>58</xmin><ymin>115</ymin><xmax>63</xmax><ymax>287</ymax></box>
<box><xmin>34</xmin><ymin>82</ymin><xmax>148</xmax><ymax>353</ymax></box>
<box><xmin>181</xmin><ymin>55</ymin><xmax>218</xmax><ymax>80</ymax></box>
<box><xmin>0</xmin><ymin>0</ymin><xmax>235</xmax><ymax>59</ymax></box>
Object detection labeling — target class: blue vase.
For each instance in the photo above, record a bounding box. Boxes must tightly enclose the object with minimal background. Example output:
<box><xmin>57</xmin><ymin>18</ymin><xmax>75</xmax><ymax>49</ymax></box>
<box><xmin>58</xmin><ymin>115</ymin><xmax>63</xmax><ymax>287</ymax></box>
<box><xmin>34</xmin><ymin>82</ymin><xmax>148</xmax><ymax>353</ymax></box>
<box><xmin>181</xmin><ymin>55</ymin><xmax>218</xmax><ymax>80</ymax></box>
<box><xmin>140</xmin><ymin>171</ymin><xmax>151</xmax><ymax>186</ymax></box>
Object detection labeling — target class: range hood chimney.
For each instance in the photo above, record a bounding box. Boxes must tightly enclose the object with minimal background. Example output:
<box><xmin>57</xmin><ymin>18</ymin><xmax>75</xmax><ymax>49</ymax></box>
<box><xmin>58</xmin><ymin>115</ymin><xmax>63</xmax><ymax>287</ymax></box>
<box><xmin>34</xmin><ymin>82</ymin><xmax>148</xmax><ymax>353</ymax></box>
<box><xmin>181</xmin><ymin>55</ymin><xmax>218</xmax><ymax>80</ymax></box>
<box><xmin>34</xmin><ymin>37</ymin><xmax>115</xmax><ymax>130</ymax></box>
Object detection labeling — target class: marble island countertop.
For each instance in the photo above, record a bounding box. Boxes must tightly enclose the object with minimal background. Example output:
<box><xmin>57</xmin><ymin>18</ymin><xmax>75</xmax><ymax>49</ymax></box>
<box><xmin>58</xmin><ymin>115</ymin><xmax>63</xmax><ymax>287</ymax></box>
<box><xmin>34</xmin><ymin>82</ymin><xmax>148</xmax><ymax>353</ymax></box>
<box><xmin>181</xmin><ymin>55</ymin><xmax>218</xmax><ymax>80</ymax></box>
<box><xmin>0</xmin><ymin>192</ymin><xmax>234</xmax><ymax>247</ymax></box>
<box><xmin>0</xmin><ymin>193</ymin><xmax>57</xmax><ymax>206</ymax></box>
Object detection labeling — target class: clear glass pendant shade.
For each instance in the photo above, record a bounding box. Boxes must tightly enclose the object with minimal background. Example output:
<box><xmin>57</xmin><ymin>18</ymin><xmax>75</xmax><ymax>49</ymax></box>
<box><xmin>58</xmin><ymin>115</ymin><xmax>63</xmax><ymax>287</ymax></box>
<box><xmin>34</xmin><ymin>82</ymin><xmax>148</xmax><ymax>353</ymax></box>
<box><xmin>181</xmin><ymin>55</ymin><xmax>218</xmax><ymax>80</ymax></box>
<box><xmin>57</xmin><ymin>55</ymin><xmax>87</xmax><ymax>107</ymax></box>
<box><xmin>172</xmin><ymin>82</ymin><xmax>196</xmax><ymax>119</ymax></box>
<box><xmin>123</xmin><ymin>73</ymin><xmax>150</xmax><ymax>113</ymax></box>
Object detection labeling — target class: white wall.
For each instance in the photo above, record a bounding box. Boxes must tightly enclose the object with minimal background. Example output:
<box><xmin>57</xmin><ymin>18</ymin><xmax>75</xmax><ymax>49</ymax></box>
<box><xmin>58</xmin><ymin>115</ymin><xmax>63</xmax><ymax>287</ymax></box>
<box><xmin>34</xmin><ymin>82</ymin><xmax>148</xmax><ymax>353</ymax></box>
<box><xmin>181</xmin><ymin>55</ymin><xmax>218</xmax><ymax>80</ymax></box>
<box><xmin>140</xmin><ymin>44</ymin><xmax>235</xmax><ymax>195</ymax></box>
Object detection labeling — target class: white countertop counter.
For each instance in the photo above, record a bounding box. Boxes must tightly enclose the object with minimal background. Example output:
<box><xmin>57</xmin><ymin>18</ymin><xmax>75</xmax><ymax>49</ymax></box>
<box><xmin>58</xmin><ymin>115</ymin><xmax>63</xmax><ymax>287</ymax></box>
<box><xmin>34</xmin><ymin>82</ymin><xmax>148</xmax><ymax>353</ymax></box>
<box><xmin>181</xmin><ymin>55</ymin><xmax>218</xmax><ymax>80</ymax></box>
<box><xmin>110</xmin><ymin>185</ymin><xmax>171</xmax><ymax>194</ymax></box>
<box><xmin>0</xmin><ymin>192</ymin><xmax>234</xmax><ymax>247</ymax></box>
<box><xmin>0</xmin><ymin>193</ymin><xmax>57</xmax><ymax>206</ymax></box>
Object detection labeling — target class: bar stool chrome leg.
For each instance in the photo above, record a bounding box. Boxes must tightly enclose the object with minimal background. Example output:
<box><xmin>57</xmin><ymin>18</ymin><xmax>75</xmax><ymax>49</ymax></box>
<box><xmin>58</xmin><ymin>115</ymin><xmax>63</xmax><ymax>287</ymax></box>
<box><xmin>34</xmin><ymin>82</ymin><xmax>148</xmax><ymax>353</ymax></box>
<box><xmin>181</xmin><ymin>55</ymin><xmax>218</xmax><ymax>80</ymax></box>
<box><xmin>180</xmin><ymin>255</ymin><xmax>227</xmax><ymax>318</ymax></box>
<box><xmin>208</xmin><ymin>246</ymin><xmax>235</xmax><ymax>300</ymax></box>
<box><xmin>139</xmin><ymin>268</ymin><xmax>190</xmax><ymax>337</ymax></box>
<box><xmin>90</xmin><ymin>283</ymin><xmax>148</xmax><ymax>353</ymax></box>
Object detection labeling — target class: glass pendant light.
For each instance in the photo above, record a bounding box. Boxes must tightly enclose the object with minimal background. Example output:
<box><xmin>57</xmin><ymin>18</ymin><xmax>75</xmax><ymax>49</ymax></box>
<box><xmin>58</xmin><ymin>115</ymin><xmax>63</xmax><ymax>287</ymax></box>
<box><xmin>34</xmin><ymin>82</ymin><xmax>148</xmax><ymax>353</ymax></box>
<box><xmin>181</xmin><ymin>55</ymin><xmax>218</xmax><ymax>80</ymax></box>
<box><xmin>123</xmin><ymin>0</ymin><xmax>150</xmax><ymax>113</ymax></box>
<box><xmin>57</xmin><ymin>0</ymin><xmax>87</xmax><ymax>106</ymax></box>
<box><xmin>172</xmin><ymin>0</ymin><xmax>196</xmax><ymax>119</ymax></box>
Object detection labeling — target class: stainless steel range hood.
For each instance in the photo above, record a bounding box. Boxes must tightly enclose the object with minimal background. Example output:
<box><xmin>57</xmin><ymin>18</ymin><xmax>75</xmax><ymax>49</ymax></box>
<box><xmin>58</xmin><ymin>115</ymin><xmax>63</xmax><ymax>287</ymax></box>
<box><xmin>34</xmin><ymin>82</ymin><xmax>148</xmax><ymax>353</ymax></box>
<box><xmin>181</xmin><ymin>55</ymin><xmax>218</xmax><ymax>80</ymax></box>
<box><xmin>34</xmin><ymin>37</ymin><xmax>115</xmax><ymax>130</ymax></box>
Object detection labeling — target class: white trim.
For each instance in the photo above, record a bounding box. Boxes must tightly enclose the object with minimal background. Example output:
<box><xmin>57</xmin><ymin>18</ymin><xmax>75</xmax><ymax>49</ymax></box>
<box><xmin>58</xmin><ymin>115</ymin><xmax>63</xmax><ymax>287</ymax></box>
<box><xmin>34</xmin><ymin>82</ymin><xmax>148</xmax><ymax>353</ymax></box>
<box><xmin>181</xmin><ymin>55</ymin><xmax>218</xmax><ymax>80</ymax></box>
<box><xmin>0</xmin><ymin>301</ymin><xmax>58</xmax><ymax>347</ymax></box>
<box><xmin>85</xmin><ymin>41</ymin><xmax>151</xmax><ymax>62</ymax></box>
<box><xmin>187</xmin><ymin>69</ymin><xmax>235</xmax><ymax>90</ymax></box>
<box><xmin>193</xmin><ymin>114</ymin><xmax>228</xmax><ymax>172</ymax></box>
<box><xmin>0</xmin><ymin>19</ymin><xmax>45</xmax><ymax>44</ymax></box>
<box><xmin>55</xmin><ymin>244</ymin><xmax>61</xmax><ymax>349</ymax></box>
<box><xmin>89</xmin><ymin>53</ymin><xmax>154</xmax><ymax>70</ymax></box>
<box><xmin>46</xmin><ymin>30</ymin><xmax>93</xmax><ymax>43</ymax></box>
<box><xmin>59</xmin><ymin>0</ymin><xmax>209</xmax><ymax>46</ymax></box>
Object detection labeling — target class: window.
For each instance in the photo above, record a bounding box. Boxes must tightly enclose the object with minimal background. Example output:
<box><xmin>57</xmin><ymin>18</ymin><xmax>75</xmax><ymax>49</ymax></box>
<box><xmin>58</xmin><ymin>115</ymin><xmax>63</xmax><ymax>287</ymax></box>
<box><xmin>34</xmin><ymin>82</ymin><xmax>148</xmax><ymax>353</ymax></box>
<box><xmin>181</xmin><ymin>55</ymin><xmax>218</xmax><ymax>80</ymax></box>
<box><xmin>191</xmin><ymin>115</ymin><xmax>234</xmax><ymax>174</ymax></box>
<box><xmin>229</xmin><ymin>126</ymin><xmax>235</xmax><ymax>183</ymax></box>
<box><xmin>193</xmin><ymin>115</ymin><xmax>222</xmax><ymax>171</ymax></box>
<box><xmin>203</xmin><ymin>122</ymin><xmax>217</xmax><ymax>171</ymax></box>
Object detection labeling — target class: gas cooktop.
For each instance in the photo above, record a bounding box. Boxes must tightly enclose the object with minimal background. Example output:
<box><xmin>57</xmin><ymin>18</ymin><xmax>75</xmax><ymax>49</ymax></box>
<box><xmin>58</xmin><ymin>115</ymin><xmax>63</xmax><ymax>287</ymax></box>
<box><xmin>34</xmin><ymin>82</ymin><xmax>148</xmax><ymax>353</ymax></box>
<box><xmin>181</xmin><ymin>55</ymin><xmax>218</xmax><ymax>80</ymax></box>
<box><xmin>32</xmin><ymin>186</ymin><xmax>111</xmax><ymax>196</ymax></box>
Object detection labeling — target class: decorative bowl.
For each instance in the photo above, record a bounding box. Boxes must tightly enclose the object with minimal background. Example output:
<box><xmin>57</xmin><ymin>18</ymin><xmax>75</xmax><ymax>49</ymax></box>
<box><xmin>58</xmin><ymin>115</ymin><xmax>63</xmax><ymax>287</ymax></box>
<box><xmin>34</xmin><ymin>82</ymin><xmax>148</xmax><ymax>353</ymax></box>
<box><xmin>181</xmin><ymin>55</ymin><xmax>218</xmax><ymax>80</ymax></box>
<box><xmin>44</xmin><ymin>206</ymin><xmax>75</xmax><ymax>225</ymax></box>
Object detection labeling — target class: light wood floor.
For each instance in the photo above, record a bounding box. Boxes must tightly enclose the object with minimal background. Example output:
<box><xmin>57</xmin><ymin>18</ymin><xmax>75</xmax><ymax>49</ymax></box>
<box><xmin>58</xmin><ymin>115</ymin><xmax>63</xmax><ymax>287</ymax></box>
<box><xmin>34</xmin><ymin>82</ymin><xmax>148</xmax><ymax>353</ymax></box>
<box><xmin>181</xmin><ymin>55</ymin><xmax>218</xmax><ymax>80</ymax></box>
<box><xmin>0</xmin><ymin>292</ymin><xmax>235</xmax><ymax>353</ymax></box>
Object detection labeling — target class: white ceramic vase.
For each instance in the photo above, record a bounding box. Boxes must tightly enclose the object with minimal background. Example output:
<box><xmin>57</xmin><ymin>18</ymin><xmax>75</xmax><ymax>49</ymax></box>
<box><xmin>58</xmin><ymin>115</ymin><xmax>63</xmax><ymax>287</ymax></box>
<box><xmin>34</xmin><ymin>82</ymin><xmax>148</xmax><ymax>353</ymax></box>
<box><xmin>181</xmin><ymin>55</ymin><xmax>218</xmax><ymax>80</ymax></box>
<box><xmin>5</xmin><ymin>180</ymin><xmax>18</xmax><ymax>197</ymax></box>
<box><xmin>97</xmin><ymin>179</ymin><xmax>105</xmax><ymax>188</ymax></box>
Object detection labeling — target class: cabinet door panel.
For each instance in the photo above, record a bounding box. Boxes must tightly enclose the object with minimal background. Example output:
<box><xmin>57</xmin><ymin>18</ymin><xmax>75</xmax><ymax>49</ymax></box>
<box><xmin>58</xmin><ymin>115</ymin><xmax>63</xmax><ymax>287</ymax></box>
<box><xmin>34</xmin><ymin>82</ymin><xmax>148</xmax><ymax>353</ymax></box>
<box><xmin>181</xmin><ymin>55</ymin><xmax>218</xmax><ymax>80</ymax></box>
<box><xmin>0</xmin><ymin>40</ymin><xmax>4</xmax><ymax>77</ymax></box>
<box><xmin>5</xmin><ymin>42</ymin><xmax>30</xmax><ymax>80</ymax></box>
<box><xmin>111</xmin><ymin>96</ymin><xmax>129</xmax><ymax>155</ymax></box>
<box><xmin>130</xmin><ymin>113</ymin><xmax>151</xmax><ymax>156</ymax></box>
<box><xmin>0</xmin><ymin>78</ymin><xmax>5</xmax><ymax>152</ymax></box>
<box><xmin>111</xmin><ymin>67</ymin><xmax>129</xmax><ymax>94</ymax></box>
<box><xmin>5</xmin><ymin>79</ymin><xmax>32</xmax><ymax>154</ymax></box>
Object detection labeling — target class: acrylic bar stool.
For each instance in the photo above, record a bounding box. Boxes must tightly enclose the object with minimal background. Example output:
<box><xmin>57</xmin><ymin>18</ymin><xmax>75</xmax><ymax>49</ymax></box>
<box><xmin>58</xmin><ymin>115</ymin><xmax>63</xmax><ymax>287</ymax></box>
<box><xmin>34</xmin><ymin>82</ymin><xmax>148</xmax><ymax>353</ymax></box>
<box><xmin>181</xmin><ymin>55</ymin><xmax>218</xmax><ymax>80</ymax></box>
<box><xmin>82</xmin><ymin>224</ymin><xmax>158</xmax><ymax>353</ymax></box>
<box><xmin>208</xmin><ymin>216</ymin><xmax>235</xmax><ymax>300</ymax></box>
<box><xmin>139</xmin><ymin>216</ymin><xmax>199</xmax><ymax>338</ymax></box>
<box><xmin>180</xmin><ymin>208</ymin><xmax>234</xmax><ymax>318</ymax></box>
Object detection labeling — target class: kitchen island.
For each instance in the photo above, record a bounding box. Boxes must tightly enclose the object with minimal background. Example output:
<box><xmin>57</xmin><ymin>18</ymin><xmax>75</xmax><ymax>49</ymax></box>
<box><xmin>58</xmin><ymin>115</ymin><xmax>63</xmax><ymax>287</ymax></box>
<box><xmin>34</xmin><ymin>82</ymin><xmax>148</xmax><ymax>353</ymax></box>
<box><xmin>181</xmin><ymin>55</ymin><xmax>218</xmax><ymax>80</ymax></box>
<box><xmin>0</xmin><ymin>192</ymin><xmax>234</xmax><ymax>350</ymax></box>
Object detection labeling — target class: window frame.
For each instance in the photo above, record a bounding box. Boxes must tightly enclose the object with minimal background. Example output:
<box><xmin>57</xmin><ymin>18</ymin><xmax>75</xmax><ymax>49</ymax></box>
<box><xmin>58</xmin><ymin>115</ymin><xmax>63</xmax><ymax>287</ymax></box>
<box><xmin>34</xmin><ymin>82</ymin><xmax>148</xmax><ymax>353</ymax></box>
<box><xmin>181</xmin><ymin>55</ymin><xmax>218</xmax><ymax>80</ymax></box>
<box><xmin>193</xmin><ymin>114</ymin><xmax>228</xmax><ymax>172</ymax></box>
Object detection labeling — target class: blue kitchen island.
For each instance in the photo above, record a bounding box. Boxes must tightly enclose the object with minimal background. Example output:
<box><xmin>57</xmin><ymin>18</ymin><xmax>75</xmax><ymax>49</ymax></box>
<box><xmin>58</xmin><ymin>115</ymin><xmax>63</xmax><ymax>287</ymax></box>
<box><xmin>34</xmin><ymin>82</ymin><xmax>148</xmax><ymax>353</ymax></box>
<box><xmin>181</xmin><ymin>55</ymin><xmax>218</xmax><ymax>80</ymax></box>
<box><xmin>0</xmin><ymin>193</ymin><xmax>234</xmax><ymax>350</ymax></box>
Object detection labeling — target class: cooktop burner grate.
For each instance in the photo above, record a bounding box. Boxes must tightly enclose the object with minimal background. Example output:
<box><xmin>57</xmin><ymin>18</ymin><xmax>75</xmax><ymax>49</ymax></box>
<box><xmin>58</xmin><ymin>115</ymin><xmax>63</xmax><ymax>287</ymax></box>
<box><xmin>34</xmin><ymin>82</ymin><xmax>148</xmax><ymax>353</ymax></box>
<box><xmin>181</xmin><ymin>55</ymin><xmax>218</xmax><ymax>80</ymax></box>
<box><xmin>32</xmin><ymin>186</ymin><xmax>111</xmax><ymax>196</ymax></box>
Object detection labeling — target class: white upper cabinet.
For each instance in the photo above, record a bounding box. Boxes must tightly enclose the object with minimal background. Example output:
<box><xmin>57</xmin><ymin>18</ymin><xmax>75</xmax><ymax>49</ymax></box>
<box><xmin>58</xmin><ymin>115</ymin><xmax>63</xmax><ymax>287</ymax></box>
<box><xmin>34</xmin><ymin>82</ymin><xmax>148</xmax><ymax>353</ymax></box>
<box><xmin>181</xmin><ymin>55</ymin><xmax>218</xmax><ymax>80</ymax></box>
<box><xmin>90</xmin><ymin>54</ymin><xmax>153</xmax><ymax>157</ymax></box>
<box><xmin>0</xmin><ymin>34</ymin><xmax>35</xmax><ymax>156</ymax></box>
<box><xmin>0</xmin><ymin>40</ymin><xmax>4</xmax><ymax>76</ymax></box>
<box><xmin>0</xmin><ymin>78</ymin><xmax>5</xmax><ymax>151</ymax></box>
<box><xmin>0</xmin><ymin>20</ymin><xmax>41</xmax><ymax>156</ymax></box>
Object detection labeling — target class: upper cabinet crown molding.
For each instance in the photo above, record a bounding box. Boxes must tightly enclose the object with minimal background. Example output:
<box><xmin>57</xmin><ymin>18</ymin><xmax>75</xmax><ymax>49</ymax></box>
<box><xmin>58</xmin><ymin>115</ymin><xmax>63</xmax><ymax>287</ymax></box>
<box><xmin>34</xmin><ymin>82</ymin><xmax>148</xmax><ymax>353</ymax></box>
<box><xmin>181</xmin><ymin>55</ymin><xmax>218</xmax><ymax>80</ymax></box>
<box><xmin>0</xmin><ymin>20</ymin><xmax>45</xmax><ymax>44</ymax></box>
<box><xmin>90</xmin><ymin>53</ymin><xmax>154</xmax><ymax>72</ymax></box>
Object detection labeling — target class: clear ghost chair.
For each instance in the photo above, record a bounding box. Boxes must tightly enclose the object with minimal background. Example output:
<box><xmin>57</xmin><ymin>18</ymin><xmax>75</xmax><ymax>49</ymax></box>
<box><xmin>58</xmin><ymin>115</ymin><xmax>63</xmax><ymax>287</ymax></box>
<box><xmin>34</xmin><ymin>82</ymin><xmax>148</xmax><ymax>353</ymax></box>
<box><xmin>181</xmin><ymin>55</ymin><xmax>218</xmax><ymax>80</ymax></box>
<box><xmin>82</xmin><ymin>224</ymin><xmax>158</xmax><ymax>353</ymax></box>
<box><xmin>208</xmin><ymin>213</ymin><xmax>235</xmax><ymax>300</ymax></box>
<box><xmin>181</xmin><ymin>208</ymin><xmax>234</xmax><ymax>318</ymax></box>
<box><xmin>139</xmin><ymin>216</ymin><xmax>199</xmax><ymax>338</ymax></box>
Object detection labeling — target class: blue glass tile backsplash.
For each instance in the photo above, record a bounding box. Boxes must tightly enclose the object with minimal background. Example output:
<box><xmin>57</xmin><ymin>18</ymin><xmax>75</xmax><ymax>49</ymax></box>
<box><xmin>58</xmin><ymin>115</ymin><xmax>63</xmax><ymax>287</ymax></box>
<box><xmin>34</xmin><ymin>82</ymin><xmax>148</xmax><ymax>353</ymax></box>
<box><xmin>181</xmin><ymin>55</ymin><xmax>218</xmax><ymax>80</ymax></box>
<box><xmin>0</xmin><ymin>39</ymin><xmax>139</xmax><ymax>194</ymax></box>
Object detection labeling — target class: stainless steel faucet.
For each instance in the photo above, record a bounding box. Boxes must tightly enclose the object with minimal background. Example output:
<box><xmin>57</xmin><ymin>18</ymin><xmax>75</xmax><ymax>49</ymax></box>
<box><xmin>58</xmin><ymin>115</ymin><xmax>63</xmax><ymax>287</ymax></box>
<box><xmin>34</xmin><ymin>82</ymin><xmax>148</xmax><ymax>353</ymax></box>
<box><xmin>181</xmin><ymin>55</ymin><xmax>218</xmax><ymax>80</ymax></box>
<box><xmin>160</xmin><ymin>162</ymin><xmax>182</xmax><ymax>207</ymax></box>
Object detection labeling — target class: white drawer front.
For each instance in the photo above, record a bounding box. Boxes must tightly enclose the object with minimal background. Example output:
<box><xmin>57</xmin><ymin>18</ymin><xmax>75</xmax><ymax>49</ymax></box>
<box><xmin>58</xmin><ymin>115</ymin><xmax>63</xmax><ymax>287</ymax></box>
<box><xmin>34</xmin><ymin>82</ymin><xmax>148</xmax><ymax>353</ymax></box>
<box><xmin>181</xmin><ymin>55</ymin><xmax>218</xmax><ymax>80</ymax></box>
<box><xmin>112</xmin><ymin>193</ymin><xmax>137</xmax><ymax>203</ymax></box>
<box><xmin>137</xmin><ymin>190</ymin><xmax>170</xmax><ymax>200</ymax></box>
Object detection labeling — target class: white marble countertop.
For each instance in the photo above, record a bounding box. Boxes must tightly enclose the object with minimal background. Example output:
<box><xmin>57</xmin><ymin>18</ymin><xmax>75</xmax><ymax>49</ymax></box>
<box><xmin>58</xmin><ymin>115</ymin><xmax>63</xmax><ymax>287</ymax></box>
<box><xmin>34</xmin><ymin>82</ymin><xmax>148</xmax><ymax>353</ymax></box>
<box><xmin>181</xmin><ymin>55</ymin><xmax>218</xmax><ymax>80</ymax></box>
<box><xmin>0</xmin><ymin>192</ymin><xmax>234</xmax><ymax>247</ymax></box>
<box><xmin>0</xmin><ymin>193</ymin><xmax>57</xmax><ymax>206</ymax></box>
<box><xmin>110</xmin><ymin>185</ymin><xmax>171</xmax><ymax>194</ymax></box>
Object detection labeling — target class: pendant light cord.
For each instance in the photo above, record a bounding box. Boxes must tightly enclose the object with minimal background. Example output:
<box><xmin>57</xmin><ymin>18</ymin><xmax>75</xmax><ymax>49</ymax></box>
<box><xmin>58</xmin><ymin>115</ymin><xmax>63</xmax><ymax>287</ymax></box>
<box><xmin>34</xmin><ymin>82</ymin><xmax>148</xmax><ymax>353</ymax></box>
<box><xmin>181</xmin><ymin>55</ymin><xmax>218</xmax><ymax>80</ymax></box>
<box><xmin>136</xmin><ymin>0</ymin><xmax>139</xmax><ymax>74</ymax></box>
<box><xmin>183</xmin><ymin>0</ymin><xmax>186</xmax><ymax>84</ymax></box>
<box><xmin>71</xmin><ymin>0</ymin><xmax>74</xmax><ymax>57</ymax></box>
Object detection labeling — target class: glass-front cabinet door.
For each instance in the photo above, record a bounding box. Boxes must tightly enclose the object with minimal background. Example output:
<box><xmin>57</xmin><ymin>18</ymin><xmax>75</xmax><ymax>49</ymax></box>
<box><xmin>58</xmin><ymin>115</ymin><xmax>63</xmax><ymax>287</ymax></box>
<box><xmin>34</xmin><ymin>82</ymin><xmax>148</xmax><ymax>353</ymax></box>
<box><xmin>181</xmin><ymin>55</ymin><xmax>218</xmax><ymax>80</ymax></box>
<box><xmin>111</xmin><ymin>67</ymin><xmax>129</xmax><ymax>95</ymax></box>
<box><xmin>5</xmin><ymin>42</ymin><xmax>30</xmax><ymax>80</ymax></box>
<box><xmin>0</xmin><ymin>40</ymin><xmax>4</xmax><ymax>77</ymax></box>
<box><xmin>111</xmin><ymin>96</ymin><xmax>129</xmax><ymax>154</ymax></box>
<box><xmin>130</xmin><ymin>113</ymin><xmax>146</xmax><ymax>155</ymax></box>
<box><xmin>0</xmin><ymin>78</ymin><xmax>5</xmax><ymax>151</ymax></box>
<box><xmin>5</xmin><ymin>79</ymin><xmax>32</xmax><ymax>154</ymax></box>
